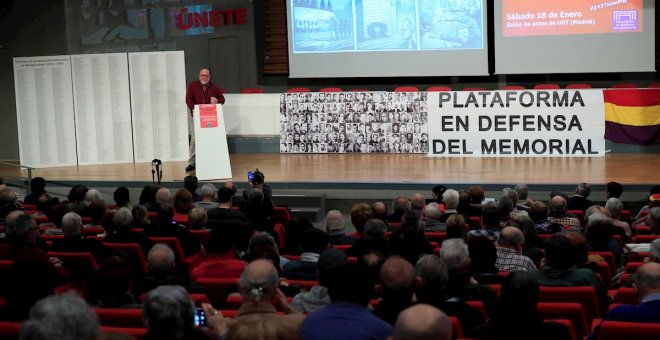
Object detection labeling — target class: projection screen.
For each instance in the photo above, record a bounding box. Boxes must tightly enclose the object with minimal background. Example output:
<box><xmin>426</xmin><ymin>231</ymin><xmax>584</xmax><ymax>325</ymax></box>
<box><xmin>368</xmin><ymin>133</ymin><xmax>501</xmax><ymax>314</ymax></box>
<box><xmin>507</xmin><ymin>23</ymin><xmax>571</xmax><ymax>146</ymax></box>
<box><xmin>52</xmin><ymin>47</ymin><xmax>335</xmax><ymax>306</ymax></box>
<box><xmin>494</xmin><ymin>0</ymin><xmax>655</xmax><ymax>74</ymax></box>
<box><xmin>287</xmin><ymin>0</ymin><xmax>489</xmax><ymax>78</ymax></box>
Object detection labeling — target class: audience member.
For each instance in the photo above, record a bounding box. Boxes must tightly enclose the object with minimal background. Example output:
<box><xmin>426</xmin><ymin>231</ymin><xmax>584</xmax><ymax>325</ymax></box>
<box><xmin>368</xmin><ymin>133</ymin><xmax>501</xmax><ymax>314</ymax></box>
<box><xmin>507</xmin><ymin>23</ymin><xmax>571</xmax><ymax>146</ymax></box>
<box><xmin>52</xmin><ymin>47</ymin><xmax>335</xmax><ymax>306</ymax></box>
<box><xmin>585</xmin><ymin>212</ymin><xmax>623</xmax><ymax>267</ymax></box>
<box><xmin>445</xmin><ymin>214</ymin><xmax>467</xmax><ymax>241</ymax></box>
<box><xmin>292</xmin><ymin>248</ymin><xmax>348</xmax><ymax>313</ymax></box>
<box><xmin>347</xmin><ymin>218</ymin><xmax>392</xmax><ymax>257</ymax></box>
<box><xmin>113</xmin><ymin>186</ymin><xmax>131</xmax><ymax>209</ymax></box>
<box><xmin>372</xmin><ymin>201</ymin><xmax>388</xmax><ymax>223</ymax></box>
<box><xmin>132</xmin><ymin>204</ymin><xmax>151</xmax><ymax>229</ymax></box>
<box><xmin>188</xmin><ymin>207</ymin><xmax>208</xmax><ymax>230</ymax></box>
<box><xmin>300</xmin><ymin>262</ymin><xmax>393</xmax><ymax>340</ymax></box>
<box><xmin>392</xmin><ymin>304</ymin><xmax>452</xmax><ymax>340</ymax></box>
<box><xmin>431</xmin><ymin>185</ymin><xmax>447</xmax><ymax>204</ymax></box>
<box><xmin>475</xmin><ymin>271</ymin><xmax>572</xmax><ymax>340</ymax></box>
<box><xmin>20</xmin><ymin>292</ymin><xmax>101</xmax><ymax>340</ymax></box>
<box><xmin>514</xmin><ymin>184</ymin><xmax>531</xmax><ymax>212</ymax></box>
<box><xmin>387</xmin><ymin>196</ymin><xmax>409</xmax><ymax>223</ymax></box>
<box><xmin>88</xmin><ymin>256</ymin><xmax>139</xmax><ymax>308</ymax></box>
<box><xmin>0</xmin><ymin>257</ymin><xmax>58</xmax><ymax>321</ymax></box>
<box><xmin>389</xmin><ymin>210</ymin><xmax>433</xmax><ymax>265</ymax></box>
<box><xmin>503</xmin><ymin>188</ymin><xmax>528</xmax><ymax>218</ymax></box>
<box><xmin>191</xmin><ymin>228</ymin><xmax>247</xmax><ymax>280</ymax></box>
<box><xmin>351</xmin><ymin>202</ymin><xmax>375</xmax><ymax>237</ymax></box>
<box><xmin>280</xmin><ymin>215</ymin><xmax>314</xmax><ymax>255</ymax></box>
<box><xmin>440</xmin><ymin>189</ymin><xmax>460</xmax><ymax>223</ymax></box>
<box><xmin>422</xmin><ymin>202</ymin><xmax>445</xmax><ymax>231</ymax></box>
<box><xmin>206</xmin><ymin>186</ymin><xmax>252</xmax><ymax>253</ymax></box>
<box><xmin>143</xmin><ymin>285</ymin><xmax>208</xmax><ymax>340</ymax></box>
<box><xmin>605</xmin><ymin>197</ymin><xmax>632</xmax><ymax>237</ymax></box>
<box><xmin>173</xmin><ymin>188</ymin><xmax>195</xmax><ymax>221</ymax></box>
<box><xmin>284</xmin><ymin>228</ymin><xmax>329</xmax><ymax>280</ymax></box>
<box><xmin>240</xmin><ymin>188</ymin><xmax>274</xmax><ymax>235</ymax></box>
<box><xmin>184</xmin><ymin>175</ymin><xmax>201</xmax><ymax>202</ymax></box>
<box><xmin>415</xmin><ymin>254</ymin><xmax>485</xmax><ymax>337</ymax></box>
<box><xmin>51</xmin><ymin>212</ymin><xmax>111</xmax><ymax>263</ymax></box>
<box><xmin>23</xmin><ymin>177</ymin><xmax>46</xmax><ymax>205</ymax></box>
<box><xmin>468</xmin><ymin>236</ymin><xmax>502</xmax><ymax>284</ymax></box>
<box><xmin>547</xmin><ymin>195</ymin><xmax>581</xmax><ymax>230</ymax></box>
<box><xmin>567</xmin><ymin>183</ymin><xmax>594</xmax><ymax>212</ymax></box>
<box><xmin>325</xmin><ymin>210</ymin><xmax>356</xmax><ymax>245</ymax></box>
<box><xmin>440</xmin><ymin>238</ymin><xmax>498</xmax><ymax>319</ymax></box>
<box><xmin>145</xmin><ymin>203</ymin><xmax>201</xmax><ymax>256</ymax></box>
<box><xmin>0</xmin><ymin>214</ymin><xmax>50</xmax><ymax>261</ymax></box>
<box><xmin>373</xmin><ymin>256</ymin><xmax>416</xmax><ymax>325</ymax></box>
<box><xmin>531</xmin><ymin>234</ymin><xmax>609</xmax><ymax>315</ymax></box>
<box><xmin>467</xmin><ymin>201</ymin><xmax>500</xmax><ymax>241</ymax></box>
<box><xmin>105</xmin><ymin>207</ymin><xmax>153</xmax><ymax>255</ymax></box>
<box><xmin>410</xmin><ymin>193</ymin><xmax>425</xmax><ymax>216</ymax></box>
<box><xmin>495</xmin><ymin>226</ymin><xmax>537</xmax><ymax>272</ymax></box>
<box><xmin>590</xmin><ymin>262</ymin><xmax>660</xmax><ymax>339</ymax></box>
<box><xmin>194</xmin><ymin>183</ymin><xmax>217</xmax><ymax>211</ymax></box>
<box><xmin>467</xmin><ymin>185</ymin><xmax>485</xmax><ymax>216</ymax></box>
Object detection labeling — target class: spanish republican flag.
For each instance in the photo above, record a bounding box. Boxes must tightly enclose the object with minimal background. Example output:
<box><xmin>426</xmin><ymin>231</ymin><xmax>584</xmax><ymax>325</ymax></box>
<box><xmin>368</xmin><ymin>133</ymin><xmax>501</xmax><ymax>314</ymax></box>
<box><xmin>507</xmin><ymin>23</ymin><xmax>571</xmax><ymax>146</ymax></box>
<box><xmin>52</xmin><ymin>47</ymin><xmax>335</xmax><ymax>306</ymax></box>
<box><xmin>604</xmin><ymin>89</ymin><xmax>660</xmax><ymax>145</ymax></box>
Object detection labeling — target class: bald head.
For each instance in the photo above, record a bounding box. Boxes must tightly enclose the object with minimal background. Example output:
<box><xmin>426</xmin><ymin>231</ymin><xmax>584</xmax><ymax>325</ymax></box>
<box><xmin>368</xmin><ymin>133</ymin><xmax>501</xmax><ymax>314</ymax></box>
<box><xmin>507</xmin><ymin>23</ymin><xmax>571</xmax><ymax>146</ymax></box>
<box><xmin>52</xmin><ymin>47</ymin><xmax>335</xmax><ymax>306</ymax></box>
<box><xmin>148</xmin><ymin>243</ymin><xmax>176</xmax><ymax>273</ymax></box>
<box><xmin>155</xmin><ymin>188</ymin><xmax>171</xmax><ymax>205</ymax></box>
<box><xmin>393</xmin><ymin>304</ymin><xmax>452</xmax><ymax>340</ymax></box>
<box><xmin>380</xmin><ymin>256</ymin><xmax>415</xmax><ymax>291</ymax></box>
<box><xmin>411</xmin><ymin>193</ymin><xmax>425</xmax><ymax>211</ymax></box>
<box><xmin>635</xmin><ymin>262</ymin><xmax>660</xmax><ymax>301</ymax></box>
<box><xmin>549</xmin><ymin>195</ymin><xmax>567</xmax><ymax>213</ymax></box>
<box><xmin>372</xmin><ymin>202</ymin><xmax>387</xmax><ymax>218</ymax></box>
<box><xmin>239</xmin><ymin>259</ymin><xmax>279</xmax><ymax>303</ymax></box>
<box><xmin>498</xmin><ymin>226</ymin><xmax>525</xmax><ymax>252</ymax></box>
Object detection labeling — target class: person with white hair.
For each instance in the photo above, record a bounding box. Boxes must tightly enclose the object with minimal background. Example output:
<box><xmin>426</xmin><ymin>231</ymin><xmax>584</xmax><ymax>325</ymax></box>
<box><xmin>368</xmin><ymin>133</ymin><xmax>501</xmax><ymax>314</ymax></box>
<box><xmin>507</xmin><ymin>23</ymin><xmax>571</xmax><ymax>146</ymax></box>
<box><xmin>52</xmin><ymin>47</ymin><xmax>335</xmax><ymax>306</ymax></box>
<box><xmin>605</xmin><ymin>197</ymin><xmax>632</xmax><ymax>237</ymax></box>
<box><xmin>440</xmin><ymin>189</ymin><xmax>460</xmax><ymax>223</ymax></box>
<box><xmin>20</xmin><ymin>292</ymin><xmax>100</xmax><ymax>340</ymax></box>
<box><xmin>422</xmin><ymin>202</ymin><xmax>445</xmax><ymax>232</ymax></box>
<box><xmin>194</xmin><ymin>183</ymin><xmax>217</xmax><ymax>211</ymax></box>
<box><xmin>143</xmin><ymin>285</ymin><xmax>204</xmax><ymax>339</ymax></box>
<box><xmin>326</xmin><ymin>210</ymin><xmax>356</xmax><ymax>245</ymax></box>
<box><xmin>50</xmin><ymin>212</ymin><xmax>110</xmax><ymax>262</ymax></box>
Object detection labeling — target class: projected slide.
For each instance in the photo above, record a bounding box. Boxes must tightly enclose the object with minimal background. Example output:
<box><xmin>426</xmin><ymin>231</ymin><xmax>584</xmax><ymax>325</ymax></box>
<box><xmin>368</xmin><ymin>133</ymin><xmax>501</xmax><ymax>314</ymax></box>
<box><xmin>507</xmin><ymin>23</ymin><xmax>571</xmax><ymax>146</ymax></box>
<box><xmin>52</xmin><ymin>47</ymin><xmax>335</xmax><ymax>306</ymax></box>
<box><xmin>291</xmin><ymin>0</ymin><xmax>483</xmax><ymax>53</ymax></box>
<box><xmin>502</xmin><ymin>0</ymin><xmax>643</xmax><ymax>37</ymax></box>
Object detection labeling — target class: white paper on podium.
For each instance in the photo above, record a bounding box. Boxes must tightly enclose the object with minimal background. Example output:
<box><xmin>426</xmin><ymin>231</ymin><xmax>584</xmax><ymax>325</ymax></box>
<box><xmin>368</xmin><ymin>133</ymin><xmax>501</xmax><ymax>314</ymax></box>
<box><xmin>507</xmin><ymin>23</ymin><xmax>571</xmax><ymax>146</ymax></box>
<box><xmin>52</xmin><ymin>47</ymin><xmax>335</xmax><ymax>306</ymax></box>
<box><xmin>193</xmin><ymin>104</ymin><xmax>232</xmax><ymax>181</ymax></box>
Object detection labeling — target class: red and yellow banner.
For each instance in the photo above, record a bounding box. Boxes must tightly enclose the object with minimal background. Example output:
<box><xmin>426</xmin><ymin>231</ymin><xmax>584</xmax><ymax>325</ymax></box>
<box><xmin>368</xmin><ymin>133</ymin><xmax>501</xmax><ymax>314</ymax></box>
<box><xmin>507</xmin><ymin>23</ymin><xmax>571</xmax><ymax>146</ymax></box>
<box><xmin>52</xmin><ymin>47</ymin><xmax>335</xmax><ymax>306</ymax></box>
<box><xmin>604</xmin><ymin>89</ymin><xmax>660</xmax><ymax>145</ymax></box>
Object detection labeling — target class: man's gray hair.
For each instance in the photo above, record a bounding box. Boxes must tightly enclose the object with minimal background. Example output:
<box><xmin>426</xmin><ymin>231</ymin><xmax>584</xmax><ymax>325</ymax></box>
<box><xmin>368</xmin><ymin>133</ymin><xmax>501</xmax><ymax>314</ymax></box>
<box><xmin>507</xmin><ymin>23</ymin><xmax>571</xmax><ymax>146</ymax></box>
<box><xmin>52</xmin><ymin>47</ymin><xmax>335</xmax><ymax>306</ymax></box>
<box><xmin>7</xmin><ymin>214</ymin><xmax>34</xmax><ymax>236</ymax></box>
<box><xmin>148</xmin><ymin>243</ymin><xmax>176</xmax><ymax>272</ymax></box>
<box><xmin>392</xmin><ymin>196</ymin><xmax>410</xmax><ymax>212</ymax></box>
<box><xmin>61</xmin><ymin>212</ymin><xmax>83</xmax><ymax>236</ymax></box>
<box><xmin>239</xmin><ymin>260</ymin><xmax>280</xmax><ymax>303</ymax></box>
<box><xmin>199</xmin><ymin>183</ymin><xmax>217</xmax><ymax>198</ymax></box>
<box><xmin>587</xmin><ymin>211</ymin><xmax>613</xmax><ymax>229</ymax></box>
<box><xmin>325</xmin><ymin>210</ymin><xmax>345</xmax><ymax>232</ymax></box>
<box><xmin>113</xmin><ymin>207</ymin><xmax>134</xmax><ymax>228</ymax></box>
<box><xmin>155</xmin><ymin>187</ymin><xmax>171</xmax><ymax>205</ymax></box>
<box><xmin>20</xmin><ymin>292</ymin><xmax>100</xmax><ymax>340</ymax></box>
<box><xmin>143</xmin><ymin>285</ymin><xmax>195</xmax><ymax>338</ymax></box>
<box><xmin>248</xmin><ymin>231</ymin><xmax>278</xmax><ymax>249</ymax></box>
<box><xmin>411</xmin><ymin>193</ymin><xmax>425</xmax><ymax>210</ymax></box>
<box><xmin>364</xmin><ymin>218</ymin><xmax>387</xmax><ymax>240</ymax></box>
<box><xmin>549</xmin><ymin>196</ymin><xmax>567</xmax><ymax>213</ymax></box>
<box><xmin>5</xmin><ymin>210</ymin><xmax>25</xmax><ymax>233</ymax></box>
<box><xmin>503</xmin><ymin>188</ymin><xmax>519</xmax><ymax>206</ymax></box>
<box><xmin>650</xmin><ymin>238</ymin><xmax>660</xmax><ymax>262</ymax></box>
<box><xmin>83</xmin><ymin>189</ymin><xmax>102</xmax><ymax>206</ymax></box>
<box><xmin>440</xmin><ymin>239</ymin><xmax>470</xmax><ymax>272</ymax></box>
<box><xmin>442</xmin><ymin>189</ymin><xmax>459</xmax><ymax>209</ymax></box>
<box><xmin>515</xmin><ymin>184</ymin><xmax>529</xmax><ymax>200</ymax></box>
<box><xmin>424</xmin><ymin>202</ymin><xmax>442</xmax><ymax>220</ymax></box>
<box><xmin>605</xmin><ymin>198</ymin><xmax>623</xmax><ymax>218</ymax></box>
<box><xmin>415</xmin><ymin>255</ymin><xmax>448</xmax><ymax>286</ymax></box>
<box><xmin>576</xmin><ymin>183</ymin><xmax>591</xmax><ymax>197</ymax></box>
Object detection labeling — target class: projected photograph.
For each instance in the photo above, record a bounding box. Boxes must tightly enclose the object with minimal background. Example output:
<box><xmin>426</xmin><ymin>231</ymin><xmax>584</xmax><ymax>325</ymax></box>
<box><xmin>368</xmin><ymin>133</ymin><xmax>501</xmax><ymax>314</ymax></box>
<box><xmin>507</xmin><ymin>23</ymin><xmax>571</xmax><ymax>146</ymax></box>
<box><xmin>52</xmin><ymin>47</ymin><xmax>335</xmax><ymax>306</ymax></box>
<box><xmin>355</xmin><ymin>0</ymin><xmax>418</xmax><ymax>51</ymax></box>
<box><xmin>292</xmin><ymin>0</ymin><xmax>355</xmax><ymax>52</ymax></box>
<box><xmin>279</xmin><ymin>92</ymin><xmax>429</xmax><ymax>154</ymax></box>
<box><xmin>419</xmin><ymin>0</ymin><xmax>484</xmax><ymax>49</ymax></box>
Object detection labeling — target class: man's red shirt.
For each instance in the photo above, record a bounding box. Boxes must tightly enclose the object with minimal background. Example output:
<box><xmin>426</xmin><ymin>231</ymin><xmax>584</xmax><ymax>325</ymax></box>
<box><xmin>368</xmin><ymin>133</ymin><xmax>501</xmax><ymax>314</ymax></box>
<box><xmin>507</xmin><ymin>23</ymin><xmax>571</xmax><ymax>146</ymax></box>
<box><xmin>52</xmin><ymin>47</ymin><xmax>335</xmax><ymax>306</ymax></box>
<box><xmin>185</xmin><ymin>80</ymin><xmax>225</xmax><ymax>111</ymax></box>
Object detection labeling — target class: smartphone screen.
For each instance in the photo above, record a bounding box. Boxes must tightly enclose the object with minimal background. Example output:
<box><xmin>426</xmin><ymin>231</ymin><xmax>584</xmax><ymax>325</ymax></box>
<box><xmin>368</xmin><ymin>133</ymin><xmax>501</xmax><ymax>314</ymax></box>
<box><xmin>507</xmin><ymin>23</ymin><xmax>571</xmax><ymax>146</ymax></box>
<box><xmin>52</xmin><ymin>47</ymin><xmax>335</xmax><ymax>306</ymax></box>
<box><xmin>247</xmin><ymin>171</ymin><xmax>254</xmax><ymax>182</ymax></box>
<box><xmin>194</xmin><ymin>308</ymin><xmax>206</xmax><ymax>327</ymax></box>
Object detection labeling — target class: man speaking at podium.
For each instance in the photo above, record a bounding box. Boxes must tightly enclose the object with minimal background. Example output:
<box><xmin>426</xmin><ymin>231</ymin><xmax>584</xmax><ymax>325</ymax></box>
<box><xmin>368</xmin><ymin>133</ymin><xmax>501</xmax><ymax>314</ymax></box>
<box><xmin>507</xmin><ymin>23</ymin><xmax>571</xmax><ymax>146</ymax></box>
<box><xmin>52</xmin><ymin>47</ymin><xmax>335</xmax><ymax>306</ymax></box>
<box><xmin>185</xmin><ymin>68</ymin><xmax>225</xmax><ymax>172</ymax></box>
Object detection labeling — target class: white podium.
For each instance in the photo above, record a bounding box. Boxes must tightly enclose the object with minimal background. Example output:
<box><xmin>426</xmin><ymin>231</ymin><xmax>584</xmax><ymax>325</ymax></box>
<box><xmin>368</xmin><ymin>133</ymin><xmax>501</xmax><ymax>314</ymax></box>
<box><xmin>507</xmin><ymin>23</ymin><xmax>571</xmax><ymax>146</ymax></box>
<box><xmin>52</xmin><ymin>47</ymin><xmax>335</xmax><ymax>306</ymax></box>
<box><xmin>193</xmin><ymin>104</ymin><xmax>232</xmax><ymax>181</ymax></box>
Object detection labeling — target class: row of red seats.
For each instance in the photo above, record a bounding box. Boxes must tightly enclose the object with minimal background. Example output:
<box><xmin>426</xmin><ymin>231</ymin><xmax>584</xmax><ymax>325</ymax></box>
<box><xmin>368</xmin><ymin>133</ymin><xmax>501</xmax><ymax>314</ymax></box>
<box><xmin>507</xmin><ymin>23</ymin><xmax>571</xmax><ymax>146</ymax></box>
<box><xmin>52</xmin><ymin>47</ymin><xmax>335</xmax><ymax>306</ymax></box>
<box><xmin>231</xmin><ymin>83</ymin><xmax>660</xmax><ymax>94</ymax></box>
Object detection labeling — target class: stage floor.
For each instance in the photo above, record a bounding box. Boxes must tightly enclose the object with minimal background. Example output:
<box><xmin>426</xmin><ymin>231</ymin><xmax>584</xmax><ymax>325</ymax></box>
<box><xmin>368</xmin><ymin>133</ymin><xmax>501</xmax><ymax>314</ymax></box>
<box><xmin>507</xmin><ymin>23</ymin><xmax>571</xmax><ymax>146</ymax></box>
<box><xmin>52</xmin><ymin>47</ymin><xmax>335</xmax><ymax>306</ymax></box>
<box><xmin>3</xmin><ymin>153</ymin><xmax>659</xmax><ymax>186</ymax></box>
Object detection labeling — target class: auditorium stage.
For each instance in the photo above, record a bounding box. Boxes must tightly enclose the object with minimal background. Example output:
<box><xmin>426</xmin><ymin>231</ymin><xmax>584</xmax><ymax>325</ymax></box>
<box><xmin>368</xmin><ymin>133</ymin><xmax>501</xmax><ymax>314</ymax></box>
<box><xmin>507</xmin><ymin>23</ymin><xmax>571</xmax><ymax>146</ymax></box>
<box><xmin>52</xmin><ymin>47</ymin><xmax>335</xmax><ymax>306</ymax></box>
<box><xmin>3</xmin><ymin>154</ymin><xmax>659</xmax><ymax>192</ymax></box>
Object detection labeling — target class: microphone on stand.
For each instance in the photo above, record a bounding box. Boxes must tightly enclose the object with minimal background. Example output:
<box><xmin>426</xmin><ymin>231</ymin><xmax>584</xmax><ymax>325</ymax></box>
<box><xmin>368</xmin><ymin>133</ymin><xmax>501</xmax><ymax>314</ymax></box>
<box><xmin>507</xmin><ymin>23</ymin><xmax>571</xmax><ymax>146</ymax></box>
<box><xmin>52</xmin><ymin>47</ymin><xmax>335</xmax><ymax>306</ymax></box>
<box><xmin>152</xmin><ymin>159</ymin><xmax>162</xmax><ymax>184</ymax></box>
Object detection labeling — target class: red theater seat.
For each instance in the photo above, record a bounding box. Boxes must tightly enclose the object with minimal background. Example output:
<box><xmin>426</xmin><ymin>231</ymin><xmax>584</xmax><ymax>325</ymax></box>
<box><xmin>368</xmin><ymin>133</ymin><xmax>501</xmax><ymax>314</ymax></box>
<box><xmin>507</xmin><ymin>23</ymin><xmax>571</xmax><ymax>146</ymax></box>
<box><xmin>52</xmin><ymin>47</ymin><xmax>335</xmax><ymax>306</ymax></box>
<box><xmin>648</xmin><ymin>83</ymin><xmax>660</xmax><ymax>88</ymax></box>
<box><xmin>273</xmin><ymin>207</ymin><xmax>291</xmax><ymax>228</ymax></box>
<box><xmin>100</xmin><ymin>326</ymin><xmax>147</xmax><ymax>339</ymax></box>
<box><xmin>596</xmin><ymin>321</ymin><xmax>660</xmax><ymax>340</ymax></box>
<box><xmin>589</xmin><ymin>252</ymin><xmax>617</xmax><ymax>277</ymax></box>
<box><xmin>0</xmin><ymin>322</ymin><xmax>21</xmax><ymax>338</ymax></box>
<box><xmin>625</xmin><ymin>262</ymin><xmax>643</xmax><ymax>274</ymax></box>
<box><xmin>613</xmin><ymin>287</ymin><xmax>636</xmax><ymax>304</ymax></box>
<box><xmin>287</xmin><ymin>88</ymin><xmax>310</xmax><ymax>93</ymax></box>
<box><xmin>534</xmin><ymin>83</ymin><xmax>561</xmax><ymax>89</ymax></box>
<box><xmin>634</xmin><ymin>226</ymin><xmax>650</xmax><ymax>235</ymax></box>
<box><xmin>195</xmin><ymin>278</ymin><xmax>240</xmax><ymax>305</ymax></box>
<box><xmin>537</xmin><ymin>302</ymin><xmax>588</xmax><ymax>339</ymax></box>
<box><xmin>633</xmin><ymin>235</ymin><xmax>660</xmax><ymax>243</ymax></box>
<box><xmin>611</xmin><ymin>83</ymin><xmax>638</xmax><ymax>89</ymax></box>
<box><xmin>319</xmin><ymin>87</ymin><xmax>343</xmax><ymax>92</ymax></box>
<box><xmin>190</xmin><ymin>229</ymin><xmax>210</xmax><ymax>247</ymax></box>
<box><xmin>449</xmin><ymin>317</ymin><xmax>464</xmax><ymax>338</ymax></box>
<box><xmin>426</xmin><ymin>86</ymin><xmax>452</xmax><ymax>91</ymax></box>
<box><xmin>94</xmin><ymin>308</ymin><xmax>144</xmax><ymax>328</ymax></box>
<box><xmin>538</xmin><ymin>286</ymin><xmax>601</xmax><ymax>322</ymax></box>
<box><xmin>394</xmin><ymin>86</ymin><xmax>419</xmax><ymax>92</ymax></box>
<box><xmin>240</xmin><ymin>88</ymin><xmax>264</xmax><ymax>93</ymax></box>
<box><xmin>103</xmin><ymin>243</ymin><xmax>149</xmax><ymax>273</ymax></box>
